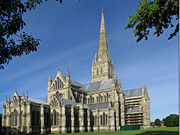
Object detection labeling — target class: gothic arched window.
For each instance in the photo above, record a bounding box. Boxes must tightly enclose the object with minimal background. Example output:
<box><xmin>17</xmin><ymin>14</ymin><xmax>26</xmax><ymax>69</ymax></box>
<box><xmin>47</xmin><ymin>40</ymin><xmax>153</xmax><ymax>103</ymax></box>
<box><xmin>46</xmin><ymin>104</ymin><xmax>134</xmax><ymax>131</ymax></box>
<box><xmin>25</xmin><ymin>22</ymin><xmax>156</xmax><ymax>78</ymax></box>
<box><xmin>53</xmin><ymin>110</ymin><xmax>56</xmax><ymax>125</ymax></box>
<box><xmin>55</xmin><ymin>81</ymin><xmax>57</xmax><ymax>89</ymax></box>
<box><xmin>104</xmin><ymin>95</ymin><xmax>106</xmax><ymax>102</ymax></box>
<box><xmin>100</xmin><ymin>115</ymin><xmax>102</xmax><ymax>125</ymax></box>
<box><xmin>14</xmin><ymin>109</ymin><xmax>18</xmax><ymax>126</ymax></box>
<box><xmin>103</xmin><ymin>113</ymin><xmax>105</xmax><ymax>125</ymax></box>
<box><xmin>14</xmin><ymin>98</ymin><xmax>18</xmax><ymax>105</ymax></box>
<box><xmin>97</xmin><ymin>68</ymin><xmax>99</xmax><ymax>75</ymax></box>
<box><xmin>57</xmin><ymin>77</ymin><xmax>59</xmax><ymax>89</ymax></box>
<box><xmin>60</xmin><ymin>79</ymin><xmax>61</xmax><ymax>88</ymax></box>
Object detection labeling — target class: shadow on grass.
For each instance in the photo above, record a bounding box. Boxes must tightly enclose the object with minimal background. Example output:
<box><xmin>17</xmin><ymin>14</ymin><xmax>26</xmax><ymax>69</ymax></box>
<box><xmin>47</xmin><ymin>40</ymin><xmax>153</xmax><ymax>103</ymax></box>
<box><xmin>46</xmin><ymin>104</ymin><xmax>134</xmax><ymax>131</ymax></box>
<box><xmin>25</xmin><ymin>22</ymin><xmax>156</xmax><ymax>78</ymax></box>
<box><xmin>136</xmin><ymin>131</ymin><xmax>179</xmax><ymax>135</ymax></box>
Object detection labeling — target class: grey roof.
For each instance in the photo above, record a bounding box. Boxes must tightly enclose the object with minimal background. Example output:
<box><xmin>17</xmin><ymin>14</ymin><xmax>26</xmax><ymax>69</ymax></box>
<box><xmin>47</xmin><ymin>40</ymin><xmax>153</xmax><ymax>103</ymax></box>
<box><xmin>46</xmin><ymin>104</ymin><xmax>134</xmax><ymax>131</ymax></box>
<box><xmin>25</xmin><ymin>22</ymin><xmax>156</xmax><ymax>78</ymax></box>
<box><xmin>71</xmin><ymin>79</ymin><xmax>113</xmax><ymax>92</ymax></box>
<box><xmin>83</xmin><ymin>104</ymin><xmax>89</xmax><ymax>109</ymax></box>
<box><xmin>123</xmin><ymin>88</ymin><xmax>142</xmax><ymax>98</ymax></box>
<box><xmin>88</xmin><ymin>102</ymin><xmax>109</xmax><ymax>110</ymax></box>
<box><xmin>55</xmin><ymin>92</ymin><xmax>76</xmax><ymax>106</ymax></box>
<box><xmin>62</xmin><ymin>99</ymin><xmax>76</xmax><ymax>106</ymax></box>
<box><xmin>28</xmin><ymin>98</ymin><xmax>49</xmax><ymax>105</ymax></box>
<box><xmin>71</xmin><ymin>80</ymin><xmax>83</xmax><ymax>89</ymax></box>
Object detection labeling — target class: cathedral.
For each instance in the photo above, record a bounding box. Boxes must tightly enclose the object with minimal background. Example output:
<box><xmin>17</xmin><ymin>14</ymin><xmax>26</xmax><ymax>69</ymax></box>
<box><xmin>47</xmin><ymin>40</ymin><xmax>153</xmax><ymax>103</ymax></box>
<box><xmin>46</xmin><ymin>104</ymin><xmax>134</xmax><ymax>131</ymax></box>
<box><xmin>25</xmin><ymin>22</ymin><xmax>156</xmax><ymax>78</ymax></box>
<box><xmin>2</xmin><ymin>10</ymin><xmax>150</xmax><ymax>134</ymax></box>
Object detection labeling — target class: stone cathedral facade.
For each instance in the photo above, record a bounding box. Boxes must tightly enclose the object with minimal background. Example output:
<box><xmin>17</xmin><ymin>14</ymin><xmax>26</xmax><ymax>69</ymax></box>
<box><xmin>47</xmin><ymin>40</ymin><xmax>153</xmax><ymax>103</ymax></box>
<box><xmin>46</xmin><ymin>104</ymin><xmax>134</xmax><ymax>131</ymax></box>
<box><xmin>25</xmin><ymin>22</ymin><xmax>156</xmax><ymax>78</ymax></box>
<box><xmin>2</xmin><ymin>10</ymin><xmax>150</xmax><ymax>134</ymax></box>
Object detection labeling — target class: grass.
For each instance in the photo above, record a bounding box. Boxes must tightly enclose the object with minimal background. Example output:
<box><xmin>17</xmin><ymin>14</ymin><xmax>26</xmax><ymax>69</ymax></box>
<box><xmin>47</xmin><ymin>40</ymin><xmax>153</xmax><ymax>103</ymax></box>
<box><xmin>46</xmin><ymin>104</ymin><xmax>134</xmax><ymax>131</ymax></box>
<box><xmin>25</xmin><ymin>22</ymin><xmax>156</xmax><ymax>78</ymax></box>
<box><xmin>49</xmin><ymin>127</ymin><xmax>179</xmax><ymax>135</ymax></box>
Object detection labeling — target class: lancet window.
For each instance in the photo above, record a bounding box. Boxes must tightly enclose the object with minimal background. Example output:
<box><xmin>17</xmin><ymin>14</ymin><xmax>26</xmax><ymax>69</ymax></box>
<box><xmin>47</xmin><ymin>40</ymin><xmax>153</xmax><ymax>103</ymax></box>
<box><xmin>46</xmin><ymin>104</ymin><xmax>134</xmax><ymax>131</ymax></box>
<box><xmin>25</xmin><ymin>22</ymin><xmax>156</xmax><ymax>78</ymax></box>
<box><xmin>103</xmin><ymin>113</ymin><xmax>105</xmax><ymax>125</ymax></box>
<box><xmin>100</xmin><ymin>115</ymin><xmax>102</xmax><ymax>125</ymax></box>
<box><xmin>14</xmin><ymin>109</ymin><xmax>18</xmax><ymax>126</ymax></box>
<box><xmin>53</xmin><ymin>110</ymin><xmax>56</xmax><ymax>125</ymax></box>
<box><xmin>54</xmin><ymin>78</ymin><xmax>64</xmax><ymax>90</ymax></box>
<box><xmin>104</xmin><ymin>95</ymin><xmax>107</xmax><ymax>102</ymax></box>
<box><xmin>11</xmin><ymin>109</ymin><xmax>18</xmax><ymax>126</ymax></box>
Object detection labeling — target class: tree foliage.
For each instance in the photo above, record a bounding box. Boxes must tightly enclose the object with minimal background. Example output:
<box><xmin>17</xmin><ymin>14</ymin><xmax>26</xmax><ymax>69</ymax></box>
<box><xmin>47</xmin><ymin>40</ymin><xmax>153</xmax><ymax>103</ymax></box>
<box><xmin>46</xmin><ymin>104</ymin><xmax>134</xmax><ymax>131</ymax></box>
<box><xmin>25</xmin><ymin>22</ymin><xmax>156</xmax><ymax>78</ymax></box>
<box><xmin>125</xmin><ymin>0</ymin><xmax>179</xmax><ymax>42</ymax></box>
<box><xmin>164</xmin><ymin>114</ymin><xmax>179</xmax><ymax>127</ymax></box>
<box><xmin>150</xmin><ymin>122</ymin><xmax>155</xmax><ymax>127</ymax></box>
<box><xmin>155</xmin><ymin>119</ymin><xmax>161</xmax><ymax>126</ymax></box>
<box><xmin>0</xmin><ymin>0</ymin><xmax>62</xmax><ymax>69</ymax></box>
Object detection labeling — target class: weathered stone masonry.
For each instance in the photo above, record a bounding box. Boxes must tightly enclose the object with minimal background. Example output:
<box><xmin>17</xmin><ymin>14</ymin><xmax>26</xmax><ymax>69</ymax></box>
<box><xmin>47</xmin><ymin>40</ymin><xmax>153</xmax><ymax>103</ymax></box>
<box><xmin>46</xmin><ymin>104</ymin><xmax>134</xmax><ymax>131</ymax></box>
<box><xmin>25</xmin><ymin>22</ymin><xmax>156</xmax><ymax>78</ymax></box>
<box><xmin>2</xmin><ymin>9</ymin><xmax>150</xmax><ymax>134</ymax></box>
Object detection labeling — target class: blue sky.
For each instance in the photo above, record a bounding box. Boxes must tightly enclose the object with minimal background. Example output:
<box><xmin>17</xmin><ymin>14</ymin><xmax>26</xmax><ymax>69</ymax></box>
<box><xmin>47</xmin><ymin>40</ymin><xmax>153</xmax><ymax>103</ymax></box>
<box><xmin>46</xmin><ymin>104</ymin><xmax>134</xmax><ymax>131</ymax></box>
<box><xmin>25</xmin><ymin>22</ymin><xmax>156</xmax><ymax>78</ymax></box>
<box><xmin>0</xmin><ymin>0</ymin><xmax>178</xmax><ymax>122</ymax></box>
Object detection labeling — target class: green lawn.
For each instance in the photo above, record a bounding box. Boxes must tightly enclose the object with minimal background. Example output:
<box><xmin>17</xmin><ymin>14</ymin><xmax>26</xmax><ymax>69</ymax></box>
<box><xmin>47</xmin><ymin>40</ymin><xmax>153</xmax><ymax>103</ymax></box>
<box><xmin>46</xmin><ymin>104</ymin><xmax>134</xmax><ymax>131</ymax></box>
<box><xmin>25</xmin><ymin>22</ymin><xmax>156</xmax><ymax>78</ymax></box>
<box><xmin>50</xmin><ymin>127</ymin><xmax>179</xmax><ymax>135</ymax></box>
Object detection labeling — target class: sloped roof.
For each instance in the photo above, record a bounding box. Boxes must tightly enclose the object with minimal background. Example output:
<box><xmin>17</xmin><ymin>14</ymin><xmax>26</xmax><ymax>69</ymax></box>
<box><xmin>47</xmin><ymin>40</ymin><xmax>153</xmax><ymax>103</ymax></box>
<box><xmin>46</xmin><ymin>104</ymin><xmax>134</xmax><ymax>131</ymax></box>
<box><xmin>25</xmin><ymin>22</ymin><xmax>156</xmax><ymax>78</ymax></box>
<box><xmin>88</xmin><ymin>102</ymin><xmax>109</xmax><ymax>110</ymax></box>
<box><xmin>55</xmin><ymin>92</ymin><xmax>76</xmax><ymax>106</ymax></box>
<box><xmin>123</xmin><ymin>88</ymin><xmax>142</xmax><ymax>98</ymax></box>
<box><xmin>71</xmin><ymin>79</ymin><xmax>113</xmax><ymax>92</ymax></box>
<box><xmin>28</xmin><ymin>98</ymin><xmax>49</xmax><ymax>105</ymax></box>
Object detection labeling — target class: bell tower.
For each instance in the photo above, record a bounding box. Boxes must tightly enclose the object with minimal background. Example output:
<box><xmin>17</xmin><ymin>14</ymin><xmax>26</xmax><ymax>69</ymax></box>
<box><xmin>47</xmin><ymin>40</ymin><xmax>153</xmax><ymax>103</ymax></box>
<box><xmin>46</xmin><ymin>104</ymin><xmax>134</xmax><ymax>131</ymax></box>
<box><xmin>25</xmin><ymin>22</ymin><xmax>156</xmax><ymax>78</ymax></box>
<box><xmin>92</xmin><ymin>9</ymin><xmax>114</xmax><ymax>82</ymax></box>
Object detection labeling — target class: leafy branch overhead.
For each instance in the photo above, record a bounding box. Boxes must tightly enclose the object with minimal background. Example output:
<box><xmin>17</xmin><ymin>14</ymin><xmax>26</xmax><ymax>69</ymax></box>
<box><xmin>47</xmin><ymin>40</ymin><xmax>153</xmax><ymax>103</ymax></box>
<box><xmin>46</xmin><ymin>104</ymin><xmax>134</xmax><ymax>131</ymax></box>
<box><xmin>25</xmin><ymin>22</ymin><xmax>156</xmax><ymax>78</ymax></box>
<box><xmin>0</xmin><ymin>0</ymin><xmax>62</xmax><ymax>69</ymax></box>
<box><xmin>125</xmin><ymin>0</ymin><xmax>179</xmax><ymax>42</ymax></box>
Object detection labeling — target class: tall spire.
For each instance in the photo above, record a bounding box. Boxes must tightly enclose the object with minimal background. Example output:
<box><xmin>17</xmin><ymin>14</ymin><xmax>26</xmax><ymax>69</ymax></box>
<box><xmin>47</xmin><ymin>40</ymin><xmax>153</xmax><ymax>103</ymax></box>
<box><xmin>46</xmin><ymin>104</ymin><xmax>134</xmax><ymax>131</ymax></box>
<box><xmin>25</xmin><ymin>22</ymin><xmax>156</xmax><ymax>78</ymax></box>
<box><xmin>97</xmin><ymin>8</ymin><xmax>109</xmax><ymax>58</ymax></box>
<box><xmin>66</xmin><ymin>66</ymin><xmax>70</xmax><ymax>79</ymax></box>
<box><xmin>91</xmin><ymin>9</ymin><xmax>114</xmax><ymax>82</ymax></box>
<box><xmin>49</xmin><ymin>72</ymin><xmax>52</xmax><ymax>81</ymax></box>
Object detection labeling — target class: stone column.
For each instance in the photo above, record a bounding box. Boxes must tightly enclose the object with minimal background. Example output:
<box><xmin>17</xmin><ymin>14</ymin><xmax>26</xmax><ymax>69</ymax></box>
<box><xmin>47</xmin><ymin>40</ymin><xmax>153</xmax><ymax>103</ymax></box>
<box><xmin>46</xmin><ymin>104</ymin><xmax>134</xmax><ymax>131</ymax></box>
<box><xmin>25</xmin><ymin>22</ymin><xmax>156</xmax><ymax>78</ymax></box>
<box><xmin>26</xmin><ymin>102</ymin><xmax>32</xmax><ymax>134</ymax></box>
<box><xmin>41</xmin><ymin>104</ymin><xmax>46</xmax><ymax>134</ymax></box>
<box><xmin>107</xmin><ymin>108</ymin><xmax>110</xmax><ymax>131</ymax></box>
<box><xmin>7</xmin><ymin>105</ymin><xmax>11</xmax><ymax>127</ymax></box>
<box><xmin>114</xmin><ymin>102</ymin><xmax>119</xmax><ymax>130</ymax></box>
<box><xmin>71</xmin><ymin>106</ymin><xmax>74</xmax><ymax>133</ymax></box>
<box><xmin>120</xmin><ymin>93</ymin><xmax>125</xmax><ymax>126</ymax></box>
<box><xmin>2</xmin><ymin>105</ymin><xmax>6</xmax><ymax>126</ymax></box>
<box><xmin>61</xmin><ymin>105</ymin><xmax>66</xmax><ymax>133</ymax></box>
<box><xmin>79</xmin><ymin>108</ymin><xmax>84</xmax><ymax>132</ymax></box>
<box><xmin>17</xmin><ymin>104</ymin><xmax>21</xmax><ymax>132</ymax></box>
<box><xmin>87</xmin><ymin>109</ymin><xmax>91</xmax><ymax>132</ymax></box>
<box><xmin>96</xmin><ymin>109</ymin><xmax>99</xmax><ymax>132</ymax></box>
<box><xmin>21</xmin><ymin>103</ymin><xmax>26</xmax><ymax>132</ymax></box>
<box><xmin>110</xmin><ymin>109</ymin><xmax>115</xmax><ymax>131</ymax></box>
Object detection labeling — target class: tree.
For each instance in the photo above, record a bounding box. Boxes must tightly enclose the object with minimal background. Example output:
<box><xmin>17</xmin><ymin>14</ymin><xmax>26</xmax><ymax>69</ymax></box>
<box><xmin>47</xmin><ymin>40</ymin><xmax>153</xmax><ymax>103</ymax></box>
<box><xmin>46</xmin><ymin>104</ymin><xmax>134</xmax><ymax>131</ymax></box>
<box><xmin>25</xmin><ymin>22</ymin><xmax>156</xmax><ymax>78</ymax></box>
<box><xmin>150</xmin><ymin>122</ymin><xmax>155</xmax><ymax>127</ymax></box>
<box><xmin>155</xmin><ymin>118</ymin><xmax>161</xmax><ymax>126</ymax></box>
<box><xmin>125</xmin><ymin>0</ymin><xmax>179</xmax><ymax>42</ymax></box>
<box><xmin>0</xmin><ymin>0</ymin><xmax>62</xmax><ymax>69</ymax></box>
<box><xmin>164</xmin><ymin>114</ymin><xmax>179</xmax><ymax>127</ymax></box>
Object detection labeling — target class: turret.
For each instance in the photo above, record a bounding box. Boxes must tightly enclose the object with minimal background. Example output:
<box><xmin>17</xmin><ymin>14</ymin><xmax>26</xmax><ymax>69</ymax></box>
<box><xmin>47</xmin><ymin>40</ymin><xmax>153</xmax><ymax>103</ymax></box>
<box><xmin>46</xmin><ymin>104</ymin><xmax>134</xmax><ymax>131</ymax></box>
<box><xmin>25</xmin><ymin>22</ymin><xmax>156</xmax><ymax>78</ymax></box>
<box><xmin>6</xmin><ymin>96</ymin><xmax>7</xmax><ymax>103</ymax></box>
<box><xmin>118</xmin><ymin>79</ymin><xmax>122</xmax><ymax>90</ymax></box>
<box><xmin>66</xmin><ymin>66</ymin><xmax>71</xmax><ymax>87</ymax></box>
<box><xmin>26</xmin><ymin>91</ymin><xmax>28</xmax><ymax>101</ymax></box>
<box><xmin>48</xmin><ymin>72</ymin><xmax>52</xmax><ymax>91</ymax></box>
<box><xmin>22</xmin><ymin>93</ymin><xmax>25</xmax><ymax>102</ymax></box>
<box><xmin>7</xmin><ymin>97</ymin><xmax>10</xmax><ymax>104</ymax></box>
<box><xmin>112</xmin><ymin>77</ymin><xmax>116</xmax><ymax>88</ymax></box>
